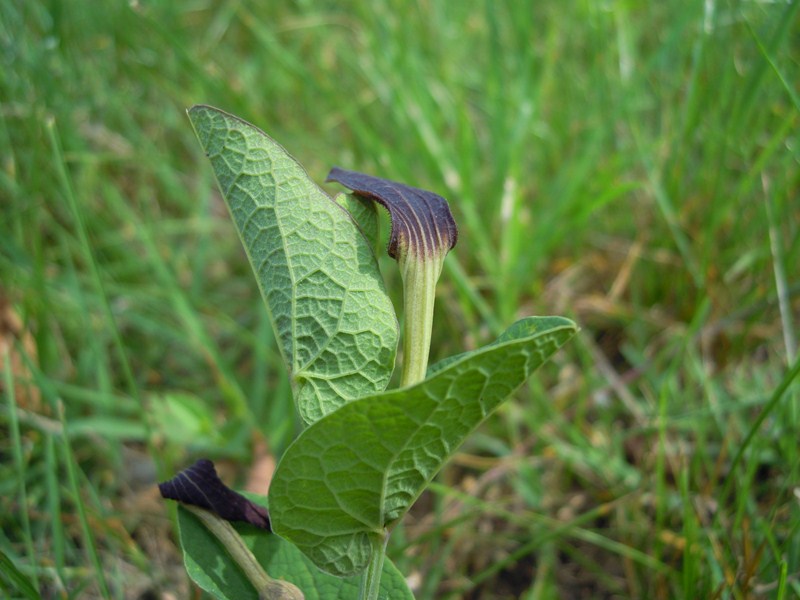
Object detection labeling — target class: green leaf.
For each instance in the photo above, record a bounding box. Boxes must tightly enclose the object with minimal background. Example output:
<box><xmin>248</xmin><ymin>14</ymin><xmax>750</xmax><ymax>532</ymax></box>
<box><xmin>269</xmin><ymin>316</ymin><xmax>578</xmax><ymax>576</ymax></box>
<box><xmin>177</xmin><ymin>502</ymin><xmax>413</xmax><ymax>600</ymax></box>
<box><xmin>334</xmin><ymin>193</ymin><xmax>381</xmax><ymax>257</ymax></box>
<box><xmin>187</xmin><ymin>105</ymin><xmax>398</xmax><ymax>424</ymax></box>
<box><xmin>149</xmin><ymin>393</ymin><xmax>222</xmax><ymax>449</ymax></box>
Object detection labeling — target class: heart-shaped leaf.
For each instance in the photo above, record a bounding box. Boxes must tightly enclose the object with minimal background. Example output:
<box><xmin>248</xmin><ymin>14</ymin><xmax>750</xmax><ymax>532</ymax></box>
<box><xmin>269</xmin><ymin>316</ymin><xmax>577</xmax><ymax>576</ymax></box>
<box><xmin>188</xmin><ymin>106</ymin><xmax>398</xmax><ymax>424</ymax></box>
<box><xmin>177</xmin><ymin>498</ymin><xmax>413</xmax><ymax>600</ymax></box>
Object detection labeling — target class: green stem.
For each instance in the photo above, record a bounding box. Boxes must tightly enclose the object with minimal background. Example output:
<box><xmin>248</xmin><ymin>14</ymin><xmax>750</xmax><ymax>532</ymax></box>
<box><xmin>399</xmin><ymin>251</ymin><xmax>445</xmax><ymax>387</ymax></box>
<box><xmin>185</xmin><ymin>505</ymin><xmax>304</xmax><ymax>600</ymax></box>
<box><xmin>362</xmin><ymin>240</ymin><xmax>446</xmax><ymax>599</ymax></box>
<box><xmin>360</xmin><ymin>531</ymin><xmax>389</xmax><ymax>600</ymax></box>
<box><xmin>367</xmin><ymin>251</ymin><xmax>443</xmax><ymax>598</ymax></box>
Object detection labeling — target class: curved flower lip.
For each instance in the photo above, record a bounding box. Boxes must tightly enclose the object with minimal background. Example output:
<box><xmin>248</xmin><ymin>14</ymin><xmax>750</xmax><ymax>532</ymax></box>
<box><xmin>158</xmin><ymin>459</ymin><xmax>271</xmax><ymax>530</ymax></box>
<box><xmin>327</xmin><ymin>167</ymin><xmax>458</xmax><ymax>261</ymax></box>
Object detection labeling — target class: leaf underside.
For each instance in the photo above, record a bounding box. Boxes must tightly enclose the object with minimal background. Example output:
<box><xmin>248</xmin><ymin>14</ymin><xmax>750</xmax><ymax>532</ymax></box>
<box><xmin>188</xmin><ymin>105</ymin><xmax>398</xmax><ymax>424</ymax></box>
<box><xmin>333</xmin><ymin>193</ymin><xmax>381</xmax><ymax>257</ymax></box>
<box><xmin>178</xmin><ymin>499</ymin><xmax>413</xmax><ymax>600</ymax></box>
<box><xmin>269</xmin><ymin>316</ymin><xmax>578</xmax><ymax>576</ymax></box>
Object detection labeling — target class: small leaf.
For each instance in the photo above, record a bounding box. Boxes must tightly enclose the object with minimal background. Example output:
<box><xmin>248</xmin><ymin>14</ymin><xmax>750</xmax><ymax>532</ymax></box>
<box><xmin>188</xmin><ymin>106</ymin><xmax>398</xmax><ymax>424</ymax></box>
<box><xmin>270</xmin><ymin>316</ymin><xmax>578</xmax><ymax>576</ymax></box>
<box><xmin>159</xmin><ymin>459</ymin><xmax>271</xmax><ymax>530</ymax></box>
<box><xmin>326</xmin><ymin>167</ymin><xmax>457</xmax><ymax>262</ymax></box>
<box><xmin>177</xmin><ymin>496</ymin><xmax>414</xmax><ymax>600</ymax></box>
<box><xmin>149</xmin><ymin>392</ymin><xmax>222</xmax><ymax>449</ymax></box>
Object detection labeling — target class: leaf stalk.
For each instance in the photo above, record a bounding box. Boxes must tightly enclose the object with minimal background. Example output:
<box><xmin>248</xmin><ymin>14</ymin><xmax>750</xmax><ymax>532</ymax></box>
<box><xmin>184</xmin><ymin>505</ymin><xmax>304</xmax><ymax>600</ymax></box>
<box><xmin>360</xmin><ymin>531</ymin><xmax>389</xmax><ymax>600</ymax></box>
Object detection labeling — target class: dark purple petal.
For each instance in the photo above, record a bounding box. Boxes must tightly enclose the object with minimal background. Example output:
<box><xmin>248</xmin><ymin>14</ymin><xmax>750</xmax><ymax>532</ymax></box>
<box><xmin>158</xmin><ymin>459</ymin><xmax>271</xmax><ymax>531</ymax></box>
<box><xmin>326</xmin><ymin>167</ymin><xmax>457</xmax><ymax>261</ymax></box>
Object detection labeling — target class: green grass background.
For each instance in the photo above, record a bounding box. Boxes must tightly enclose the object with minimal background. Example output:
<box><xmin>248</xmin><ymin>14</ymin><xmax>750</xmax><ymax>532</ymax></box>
<box><xmin>2</xmin><ymin>1</ymin><xmax>799</xmax><ymax>598</ymax></box>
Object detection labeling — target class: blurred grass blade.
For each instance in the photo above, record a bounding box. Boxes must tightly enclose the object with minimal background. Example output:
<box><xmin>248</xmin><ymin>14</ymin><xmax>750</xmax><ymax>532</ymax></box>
<box><xmin>45</xmin><ymin>117</ymin><xmax>141</xmax><ymax>404</ymax></box>
<box><xmin>57</xmin><ymin>400</ymin><xmax>112</xmax><ymax>599</ymax></box>
<box><xmin>44</xmin><ymin>435</ymin><xmax>66</xmax><ymax>588</ymax></box>
<box><xmin>719</xmin><ymin>352</ymin><xmax>800</xmax><ymax>507</ymax></box>
<box><xmin>0</xmin><ymin>549</ymin><xmax>40</xmax><ymax>600</ymax></box>
<box><xmin>3</xmin><ymin>349</ymin><xmax>38</xmax><ymax>592</ymax></box>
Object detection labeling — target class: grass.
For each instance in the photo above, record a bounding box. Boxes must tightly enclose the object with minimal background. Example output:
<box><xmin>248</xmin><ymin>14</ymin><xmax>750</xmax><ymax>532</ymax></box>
<box><xmin>2</xmin><ymin>0</ymin><xmax>799</xmax><ymax>598</ymax></box>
